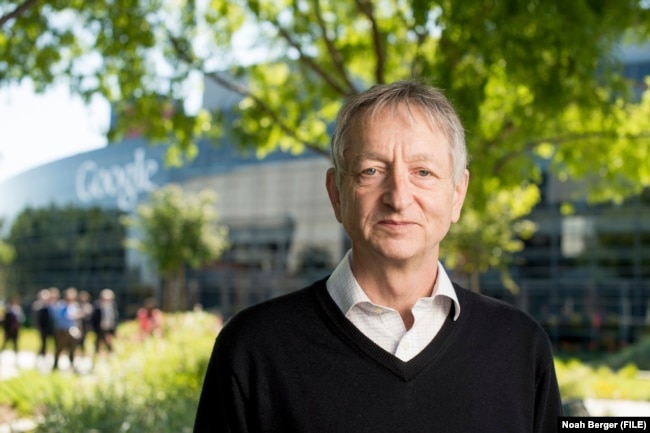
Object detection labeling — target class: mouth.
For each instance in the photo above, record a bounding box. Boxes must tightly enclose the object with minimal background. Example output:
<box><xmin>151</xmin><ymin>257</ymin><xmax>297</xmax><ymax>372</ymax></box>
<box><xmin>378</xmin><ymin>219</ymin><xmax>415</xmax><ymax>231</ymax></box>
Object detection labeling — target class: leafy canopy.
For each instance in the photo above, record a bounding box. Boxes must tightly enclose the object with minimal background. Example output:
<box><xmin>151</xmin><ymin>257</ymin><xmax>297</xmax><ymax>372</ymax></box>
<box><xmin>2</xmin><ymin>0</ymin><xmax>650</xmax><ymax>285</ymax></box>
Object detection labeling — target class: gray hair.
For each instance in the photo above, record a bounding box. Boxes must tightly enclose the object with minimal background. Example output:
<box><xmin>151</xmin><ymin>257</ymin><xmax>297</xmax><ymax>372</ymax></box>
<box><xmin>330</xmin><ymin>80</ymin><xmax>468</xmax><ymax>187</ymax></box>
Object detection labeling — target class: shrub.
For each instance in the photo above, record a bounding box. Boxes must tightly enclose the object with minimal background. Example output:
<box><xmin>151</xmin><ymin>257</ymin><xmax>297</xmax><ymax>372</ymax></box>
<box><xmin>556</xmin><ymin>358</ymin><xmax>650</xmax><ymax>402</ymax></box>
<box><xmin>0</xmin><ymin>310</ymin><xmax>220</xmax><ymax>433</ymax></box>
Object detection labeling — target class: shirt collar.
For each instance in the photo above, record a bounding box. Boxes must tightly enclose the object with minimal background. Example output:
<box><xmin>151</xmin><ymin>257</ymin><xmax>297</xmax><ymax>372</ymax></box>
<box><xmin>326</xmin><ymin>250</ymin><xmax>461</xmax><ymax>321</ymax></box>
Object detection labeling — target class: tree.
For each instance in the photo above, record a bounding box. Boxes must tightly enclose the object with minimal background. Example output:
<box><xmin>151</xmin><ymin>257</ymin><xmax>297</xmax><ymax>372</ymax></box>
<box><xmin>121</xmin><ymin>184</ymin><xmax>229</xmax><ymax>311</ymax></box>
<box><xmin>3</xmin><ymin>1</ymin><xmax>650</xmax><ymax>290</ymax></box>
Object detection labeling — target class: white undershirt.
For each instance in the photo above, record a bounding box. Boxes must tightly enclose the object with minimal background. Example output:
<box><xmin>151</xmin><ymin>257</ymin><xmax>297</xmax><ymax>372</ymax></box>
<box><xmin>326</xmin><ymin>250</ymin><xmax>460</xmax><ymax>361</ymax></box>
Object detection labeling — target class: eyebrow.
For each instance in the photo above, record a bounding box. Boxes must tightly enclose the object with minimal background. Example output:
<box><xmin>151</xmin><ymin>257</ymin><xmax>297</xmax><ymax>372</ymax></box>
<box><xmin>351</xmin><ymin>151</ymin><xmax>440</xmax><ymax>164</ymax></box>
<box><xmin>351</xmin><ymin>152</ymin><xmax>383</xmax><ymax>163</ymax></box>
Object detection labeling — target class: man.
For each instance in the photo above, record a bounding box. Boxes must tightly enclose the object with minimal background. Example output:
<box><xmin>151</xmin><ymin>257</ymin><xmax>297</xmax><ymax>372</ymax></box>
<box><xmin>32</xmin><ymin>288</ymin><xmax>54</xmax><ymax>358</ymax></box>
<box><xmin>194</xmin><ymin>80</ymin><xmax>562</xmax><ymax>432</ymax></box>
<box><xmin>92</xmin><ymin>288</ymin><xmax>119</xmax><ymax>355</ymax></box>
<box><xmin>1</xmin><ymin>295</ymin><xmax>24</xmax><ymax>353</ymax></box>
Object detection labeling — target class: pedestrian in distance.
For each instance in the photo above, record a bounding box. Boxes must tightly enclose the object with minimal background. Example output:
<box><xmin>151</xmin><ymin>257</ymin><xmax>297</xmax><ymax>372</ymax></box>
<box><xmin>51</xmin><ymin>287</ymin><xmax>83</xmax><ymax>371</ymax></box>
<box><xmin>194</xmin><ymin>80</ymin><xmax>563</xmax><ymax>433</ymax></box>
<box><xmin>136</xmin><ymin>297</ymin><xmax>163</xmax><ymax>340</ymax></box>
<box><xmin>32</xmin><ymin>288</ymin><xmax>55</xmax><ymax>358</ymax></box>
<box><xmin>1</xmin><ymin>295</ymin><xmax>24</xmax><ymax>353</ymax></box>
<box><xmin>92</xmin><ymin>288</ymin><xmax>119</xmax><ymax>356</ymax></box>
<box><xmin>77</xmin><ymin>290</ymin><xmax>94</xmax><ymax>356</ymax></box>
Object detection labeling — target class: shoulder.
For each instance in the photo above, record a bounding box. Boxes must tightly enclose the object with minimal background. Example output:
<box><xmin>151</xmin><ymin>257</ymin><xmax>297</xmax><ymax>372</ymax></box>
<box><xmin>456</xmin><ymin>284</ymin><xmax>533</xmax><ymax>320</ymax></box>
<box><xmin>216</xmin><ymin>279</ymin><xmax>327</xmax><ymax>352</ymax></box>
<box><xmin>454</xmin><ymin>283</ymin><xmax>550</xmax><ymax>342</ymax></box>
<box><xmin>223</xmin><ymin>279</ymin><xmax>325</xmax><ymax>332</ymax></box>
<box><xmin>453</xmin><ymin>284</ymin><xmax>557</xmax><ymax>371</ymax></box>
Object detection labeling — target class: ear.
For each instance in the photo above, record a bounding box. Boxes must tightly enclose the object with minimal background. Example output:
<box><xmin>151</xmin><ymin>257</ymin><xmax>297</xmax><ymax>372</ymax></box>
<box><xmin>326</xmin><ymin>168</ymin><xmax>343</xmax><ymax>223</ymax></box>
<box><xmin>451</xmin><ymin>169</ymin><xmax>469</xmax><ymax>223</ymax></box>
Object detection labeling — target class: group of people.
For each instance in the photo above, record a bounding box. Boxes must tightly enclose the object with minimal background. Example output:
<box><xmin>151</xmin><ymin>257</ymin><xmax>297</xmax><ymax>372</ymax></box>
<box><xmin>30</xmin><ymin>286</ymin><xmax>119</xmax><ymax>370</ymax></box>
<box><xmin>2</xmin><ymin>287</ymin><xmax>165</xmax><ymax>370</ymax></box>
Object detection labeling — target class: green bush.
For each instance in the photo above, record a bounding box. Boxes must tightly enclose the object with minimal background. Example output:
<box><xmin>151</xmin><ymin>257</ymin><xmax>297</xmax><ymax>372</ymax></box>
<box><xmin>596</xmin><ymin>335</ymin><xmax>650</xmax><ymax>370</ymax></box>
<box><xmin>0</xmin><ymin>310</ymin><xmax>220</xmax><ymax>432</ymax></box>
<box><xmin>556</xmin><ymin>358</ymin><xmax>650</xmax><ymax>401</ymax></box>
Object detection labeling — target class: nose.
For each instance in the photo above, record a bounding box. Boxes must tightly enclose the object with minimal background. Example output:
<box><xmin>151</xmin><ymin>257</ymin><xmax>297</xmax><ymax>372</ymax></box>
<box><xmin>382</xmin><ymin>169</ymin><xmax>414</xmax><ymax>210</ymax></box>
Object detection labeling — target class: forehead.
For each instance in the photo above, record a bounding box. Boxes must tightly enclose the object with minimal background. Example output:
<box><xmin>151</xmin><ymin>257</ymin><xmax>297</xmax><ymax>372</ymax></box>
<box><xmin>339</xmin><ymin>103</ymin><xmax>456</xmax><ymax>176</ymax></box>
<box><xmin>347</xmin><ymin>103</ymin><xmax>448</xmax><ymax>153</ymax></box>
<box><xmin>360</xmin><ymin>101</ymin><xmax>439</xmax><ymax>130</ymax></box>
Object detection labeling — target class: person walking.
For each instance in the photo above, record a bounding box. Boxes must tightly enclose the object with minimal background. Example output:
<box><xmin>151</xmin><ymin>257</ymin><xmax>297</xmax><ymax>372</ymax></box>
<box><xmin>77</xmin><ymin>290</ymin><xmax>94</xmax><ymax>356</ymax></box>
<box><xmin>51</xmin><ymin>287</ymin><xmax>82</xmax><ymax>371</ymax></box>
<box><xmin>92</xmin><ymin>288</ymin><xmax>119</xmax><ymax>356</ymax></box>
<box><xmin>32</xmin><ymin>288</ymin><xmax>55</xmax><ymax>358</ymax></box>
<box><xmin>1</xmin><ymin>296</ymin><xmax>24</xmax><ymax>353</ymax></box>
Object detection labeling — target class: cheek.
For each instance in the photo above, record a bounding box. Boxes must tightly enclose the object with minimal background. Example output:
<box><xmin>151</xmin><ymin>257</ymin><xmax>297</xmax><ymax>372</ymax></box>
<box><xmin>339</xmin><ymin>193</ymin><xmax>357</xmax><ymax>222</ymax></box>
<box><xmin>420</xmin><ymin>193</ymin><xmax>452</xmax><ymax>219</ymax></box>
<box><xmin>340</xmin><ymin>191</ymin><xmax>366</xmax><ymax>224</ymax></box>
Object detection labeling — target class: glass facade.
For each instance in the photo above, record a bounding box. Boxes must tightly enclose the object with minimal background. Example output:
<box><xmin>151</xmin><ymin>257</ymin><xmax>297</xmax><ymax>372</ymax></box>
<box><xmin>480</xmin><ymin>173</ymin><xmax>650</xmax><ymax>350</ymax></box>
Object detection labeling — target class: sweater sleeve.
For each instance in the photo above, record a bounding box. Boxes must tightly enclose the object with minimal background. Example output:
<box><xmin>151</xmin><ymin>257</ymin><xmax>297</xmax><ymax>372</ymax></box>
<box><xmin>533</xmin><ymin>346</ymin><xmax>563</xmax><ymax>433</ymax></box>
<box><xmin>193</xmin><ymin>335</ymin><xmax>251</xmax><ymax>433</ymax></box>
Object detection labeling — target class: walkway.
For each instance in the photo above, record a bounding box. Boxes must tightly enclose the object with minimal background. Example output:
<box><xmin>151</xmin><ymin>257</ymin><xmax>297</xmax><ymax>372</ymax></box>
<box><xmin>0</xmin><ymin>349</ymin><xmax>93</xmax><ymax>380</ymax></box>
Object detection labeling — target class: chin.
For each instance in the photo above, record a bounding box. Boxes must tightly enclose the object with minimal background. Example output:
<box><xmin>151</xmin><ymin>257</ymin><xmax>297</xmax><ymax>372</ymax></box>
<box><xmin>372</xmin><ymin>244</ymin><xmax>423</xmax><ymax>263</ymax></box>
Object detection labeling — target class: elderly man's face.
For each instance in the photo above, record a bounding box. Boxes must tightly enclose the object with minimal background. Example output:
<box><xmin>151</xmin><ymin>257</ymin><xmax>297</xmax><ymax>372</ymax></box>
<box><xmin>327</xmin><ymin>104</ymin><xmax>469</xmax><ymax>268</ymax></box>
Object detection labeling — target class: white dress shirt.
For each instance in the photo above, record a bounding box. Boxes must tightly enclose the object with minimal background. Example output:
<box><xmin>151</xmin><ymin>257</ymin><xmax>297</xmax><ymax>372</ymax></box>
<box><xmin>326</xmin><ymin>250</ymin><xmax>461</xmax><ymax>361</ymax></box>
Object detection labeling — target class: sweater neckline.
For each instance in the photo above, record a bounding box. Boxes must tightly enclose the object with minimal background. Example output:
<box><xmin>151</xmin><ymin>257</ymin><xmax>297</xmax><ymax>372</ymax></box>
<box><xmin>312</xmin><ymin>280</ymin><xmax>461</xmax><ymax>382</ymax></box>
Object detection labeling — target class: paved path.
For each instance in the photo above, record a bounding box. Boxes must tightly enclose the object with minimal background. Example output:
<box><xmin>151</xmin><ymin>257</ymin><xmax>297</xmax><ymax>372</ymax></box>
<box><xmin>0</xmin><ymin>350</ymin><xmax>93</xmax><ymax>380</ymax></box>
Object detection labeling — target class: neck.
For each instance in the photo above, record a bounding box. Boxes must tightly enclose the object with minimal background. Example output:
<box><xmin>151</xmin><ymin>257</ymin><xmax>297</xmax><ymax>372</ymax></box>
<box><xmin>350</xmin><ymin>252</ymin><xmax>439</xmax><ymax>328</ymax></box>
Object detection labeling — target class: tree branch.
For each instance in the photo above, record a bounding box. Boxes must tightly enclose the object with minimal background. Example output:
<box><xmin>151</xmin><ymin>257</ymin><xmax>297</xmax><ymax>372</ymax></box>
<box><xmin>167</xmin><ymin>33</ymin><xmax>329</xmax><ymax>158</ymax></box>
<box><xmin>354</xmin><ymin>0</ymin><xmax>384</xmax><ymax>84</ymax></box>
<box><xmin>0</xmin><ymin>0</ymin><xmax>39</xmax><ymax>28</ymax></box>
<box><xmin>408</xmin><ymin>14</ymin><xmax>433</xmax><ymax>77</ymax></box>
<box><xmin>208</xmin><ymin>69</ymin><xmax>330</xmax><ymax>157</ymax></box>
<box><xmin>275</xmin><ymin>25</ymin><xmax>350</xmax><ymax>96</ymax></box>
<box><xmin>311</xmin><ymin>0</ymin><xmax>357</xmax><ymax>94</ymax></box>
<box><xmin>491</xmin><ymin>130</ymin><xmax>650</xmax><ymax>175</ymax></box>
<box><xmin>528</xmin><ymin>131</ymin><xmax>650</xmax><ymax>148</ymax></box>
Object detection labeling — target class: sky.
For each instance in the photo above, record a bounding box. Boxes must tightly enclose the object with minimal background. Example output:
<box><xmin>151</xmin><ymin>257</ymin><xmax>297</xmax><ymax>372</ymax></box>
<box><xmin>0</xmin><ymin>80</ymin><xmax>110</xmax><ymax>184</ymax></box>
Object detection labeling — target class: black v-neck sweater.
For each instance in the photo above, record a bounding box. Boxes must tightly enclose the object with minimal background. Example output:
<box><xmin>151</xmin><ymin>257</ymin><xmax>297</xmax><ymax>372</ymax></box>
<box><xmin>194</xmin><ymin>278</ymin><xmax>562</xmax><ymax>433</ymax></box>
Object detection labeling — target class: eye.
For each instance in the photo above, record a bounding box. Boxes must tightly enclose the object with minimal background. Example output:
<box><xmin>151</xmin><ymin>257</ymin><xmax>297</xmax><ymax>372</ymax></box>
<box><xmin>416</xmin><ymin>169</ymin><xmax>431</xmax><ymax>177</ymax></box>
<box><xmin>354</xmin><ymin>166</ymin><xmax>384</xmax><ymax>186</ymax></box>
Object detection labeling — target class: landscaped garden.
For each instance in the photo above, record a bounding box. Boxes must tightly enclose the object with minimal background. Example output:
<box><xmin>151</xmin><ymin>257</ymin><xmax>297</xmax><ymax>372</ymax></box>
<box><xmin>0</xmin><ymin>311</ymin><xmax>219</xmax><ymax>432</ymax></box>
<box><xmin>1</xmin><ymin>311</ymin><xmax>649</xmax><ymax>431</ymax></box>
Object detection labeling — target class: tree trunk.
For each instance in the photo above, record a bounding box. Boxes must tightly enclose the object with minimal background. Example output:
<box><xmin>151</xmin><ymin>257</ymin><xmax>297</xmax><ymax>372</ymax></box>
<box><xmin>162</xmin><ymin>268</ymin><xmax>187</xmax><ymax>311</ymax></box>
